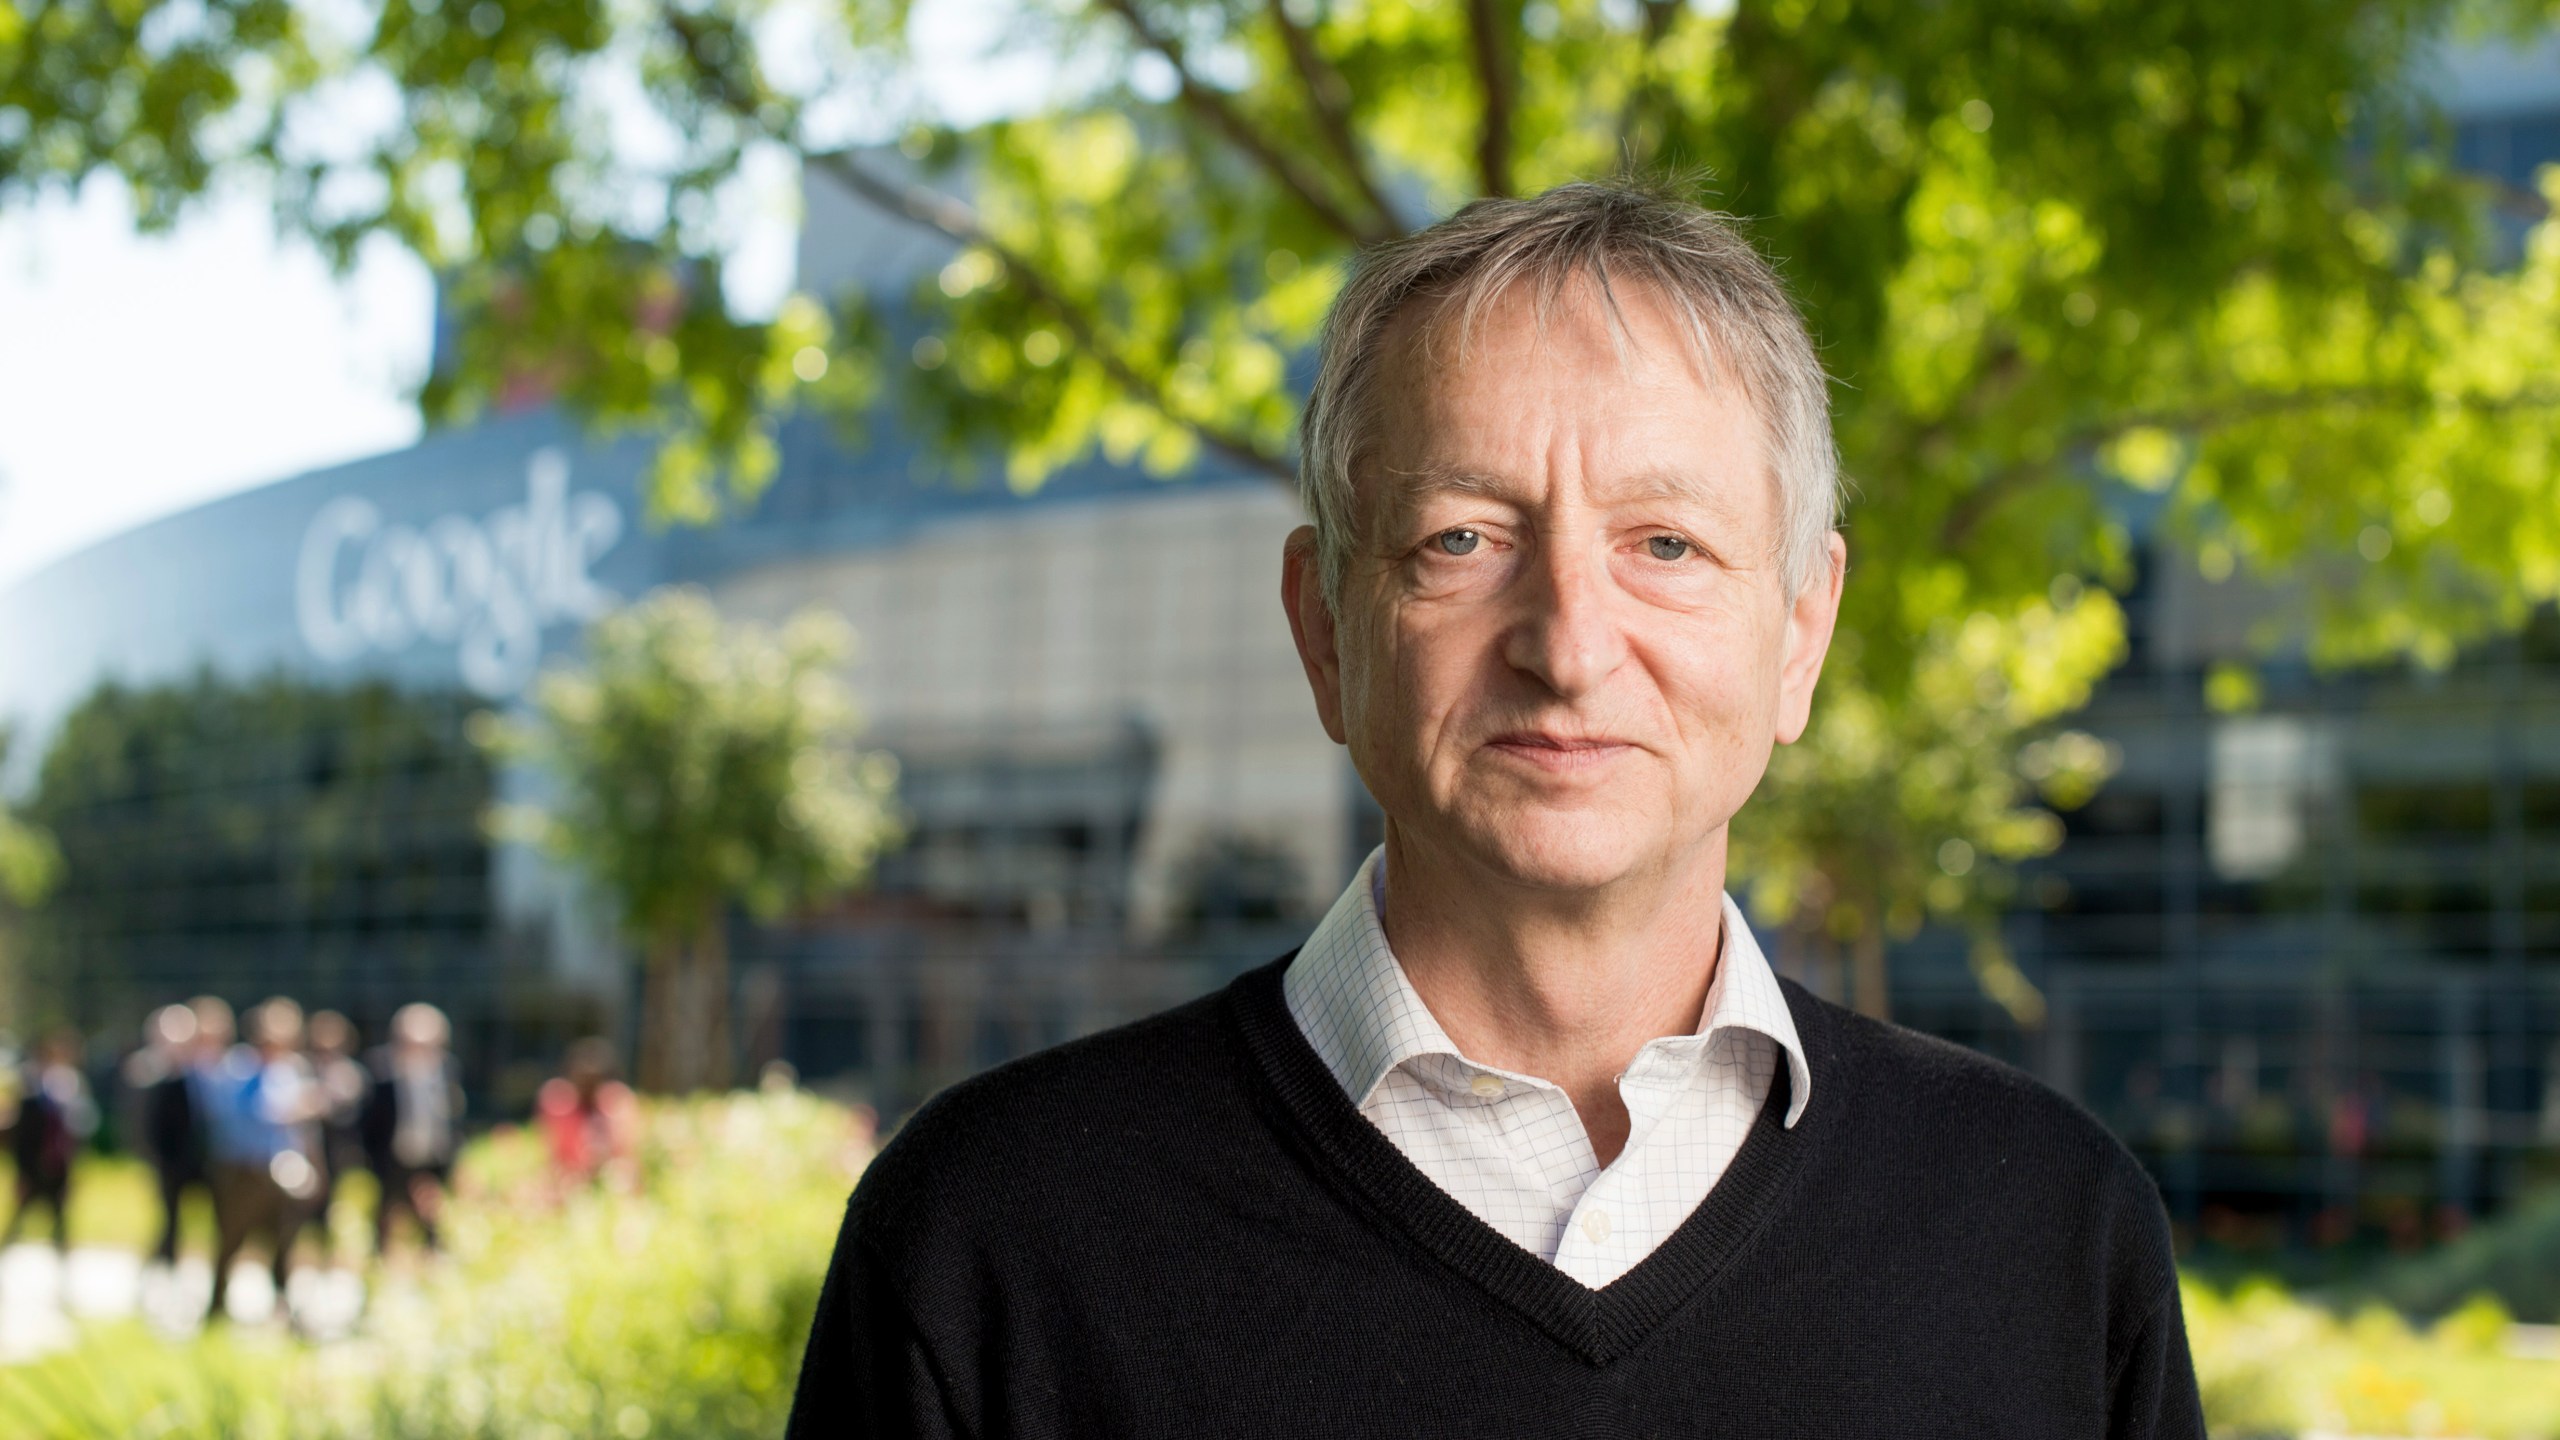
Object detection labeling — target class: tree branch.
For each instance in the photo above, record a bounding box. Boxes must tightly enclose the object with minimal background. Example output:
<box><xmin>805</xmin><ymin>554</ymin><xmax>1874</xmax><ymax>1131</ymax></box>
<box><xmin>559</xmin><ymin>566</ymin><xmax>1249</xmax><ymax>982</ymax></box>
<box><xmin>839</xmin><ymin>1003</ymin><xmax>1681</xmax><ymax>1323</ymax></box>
<box><xmin>1464</xmin><ymin>0</ymin><xmax>1515</xmax><ymax>197</ymax></box>
<box><xmin>1937</xmin><ymin>456</ymin><xmax>2058</xmax><ymax>550</ymax></box>
<box><xmin>1935</xmin><ymin>383</ymin><xmax>2560</xmax><ymax>548</ymax></box>
<box><xmin>664</xmin><ymin>14</ymin><xmax>1296</xmax><ymax>488</ymax></box>
<box><xmin>2103</xmin><ymin>383</ymin><xmax>2560</xmax><ymax>435</ymax></box>
<box><xmin>1095</xmin><ymin>0</ymin><xmax>1392</xmax><ymax>245</ymax></box>
<box><xmin>806</xmin><ymin>154</ymin><xmax>1293</xmax><ymax>485</ymax></box>
<box><xmin>1612</xmin><ymin>0</ymin><xmax>1688</xmax><ymax>163</ymax></box>
<box><xmin>1264</xmin><ymin>0</ymin><xmax>1404</xmax><ymax>236</ymax></box>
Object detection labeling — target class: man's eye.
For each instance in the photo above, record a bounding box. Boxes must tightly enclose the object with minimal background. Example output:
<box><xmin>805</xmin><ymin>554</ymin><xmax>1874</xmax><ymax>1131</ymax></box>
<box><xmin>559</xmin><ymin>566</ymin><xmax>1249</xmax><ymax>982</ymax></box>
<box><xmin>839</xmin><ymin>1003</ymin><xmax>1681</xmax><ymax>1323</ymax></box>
<box><xmin>1646</xmin><ymin>535</ymin><xmax>1692</xmax><ymax>561</ymax></box>
<box><xmin>1433</xmin><ymin>529</ymin><xmax>1482</xmax><ymax>556</ymax></box>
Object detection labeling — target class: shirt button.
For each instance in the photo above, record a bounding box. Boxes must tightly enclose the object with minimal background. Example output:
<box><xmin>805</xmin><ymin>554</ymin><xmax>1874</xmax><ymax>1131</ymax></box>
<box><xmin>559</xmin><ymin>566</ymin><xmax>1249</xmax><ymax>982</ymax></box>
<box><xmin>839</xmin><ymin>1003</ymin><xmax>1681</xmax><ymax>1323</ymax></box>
<box><xmin>1468</xmin><ymin>1074</ymin><xmax>1504</xmax><ymax>1098</ymax></box>
<box><xmin>1581</xmin><ymin>1208</ymin><xmax>1612</xmax><ymax>1243</ymax></box>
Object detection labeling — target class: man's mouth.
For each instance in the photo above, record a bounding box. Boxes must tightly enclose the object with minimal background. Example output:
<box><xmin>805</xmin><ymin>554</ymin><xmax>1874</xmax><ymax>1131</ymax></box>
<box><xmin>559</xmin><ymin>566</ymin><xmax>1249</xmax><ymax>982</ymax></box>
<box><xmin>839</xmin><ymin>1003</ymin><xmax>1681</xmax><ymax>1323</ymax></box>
<box><xmin>1481</xmin><ymin>731</ymin><xmax>1636</xmax><ymax>770</ymax></box>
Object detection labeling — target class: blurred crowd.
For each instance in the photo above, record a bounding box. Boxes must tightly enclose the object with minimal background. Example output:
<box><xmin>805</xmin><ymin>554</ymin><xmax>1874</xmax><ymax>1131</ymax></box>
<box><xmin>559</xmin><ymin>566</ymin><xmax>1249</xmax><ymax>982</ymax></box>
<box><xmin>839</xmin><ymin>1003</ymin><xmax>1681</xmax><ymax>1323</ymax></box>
<box><xmin>1</xmin><ymin>997</ymin><xmax>641</xmax><ymax>1329</ymax></box>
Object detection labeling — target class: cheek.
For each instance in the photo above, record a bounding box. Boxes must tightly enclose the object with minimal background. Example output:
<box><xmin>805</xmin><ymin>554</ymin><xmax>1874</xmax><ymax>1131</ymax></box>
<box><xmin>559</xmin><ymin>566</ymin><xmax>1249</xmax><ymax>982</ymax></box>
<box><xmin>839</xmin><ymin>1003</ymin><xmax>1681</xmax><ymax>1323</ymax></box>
<box><xmin>1340</xmin><ymin>604</ymin><xmax>1493</xmax><ymax>779</ymax></box>
<box><xmin>1386</xmin><ymin>607</ymin><xmax>1508</xmax><ymax>743</ymax></box>
<box><xmin>1335</xmin><ymin>604</ymin><xmax>1421</xmax><ymax>749</ymax></box>
<box><xmin>1655</xmin><ymin>617</ymin><xmax>1788</xmax><ymax>755</ymax></box>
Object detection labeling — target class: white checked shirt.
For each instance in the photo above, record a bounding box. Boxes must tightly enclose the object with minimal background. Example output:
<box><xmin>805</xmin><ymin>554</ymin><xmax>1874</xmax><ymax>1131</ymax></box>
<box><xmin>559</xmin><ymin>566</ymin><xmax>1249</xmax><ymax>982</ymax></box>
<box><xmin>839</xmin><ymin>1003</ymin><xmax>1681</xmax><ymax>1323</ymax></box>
<box><xmin>1284</xmin><ymin>847</ymin><xmax>1812</xmax><ymax>1289</ymax></box>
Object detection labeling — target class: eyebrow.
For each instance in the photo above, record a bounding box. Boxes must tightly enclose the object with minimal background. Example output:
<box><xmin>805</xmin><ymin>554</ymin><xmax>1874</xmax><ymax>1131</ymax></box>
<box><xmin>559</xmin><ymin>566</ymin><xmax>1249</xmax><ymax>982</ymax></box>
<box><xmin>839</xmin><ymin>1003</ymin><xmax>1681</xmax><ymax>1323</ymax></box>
<box><xmin>1601</xmin><ymin>470</ymin><xmax>1746</xmax><ymax>515</ymax></box>
<box><xmin>1379</xmin><ymin>463</ymin><xmax>1746</xmax><ymax>519</ymax></box>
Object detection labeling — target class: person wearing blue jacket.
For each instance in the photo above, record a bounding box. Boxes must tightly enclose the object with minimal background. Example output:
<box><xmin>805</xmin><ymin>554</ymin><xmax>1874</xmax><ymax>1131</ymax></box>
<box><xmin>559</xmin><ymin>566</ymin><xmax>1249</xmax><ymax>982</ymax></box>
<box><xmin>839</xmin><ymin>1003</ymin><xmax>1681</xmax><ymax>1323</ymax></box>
<box><xmin>202</xmin><ymin>997</ymin><xmax>322</xmax><ymax>1325</ymax></box>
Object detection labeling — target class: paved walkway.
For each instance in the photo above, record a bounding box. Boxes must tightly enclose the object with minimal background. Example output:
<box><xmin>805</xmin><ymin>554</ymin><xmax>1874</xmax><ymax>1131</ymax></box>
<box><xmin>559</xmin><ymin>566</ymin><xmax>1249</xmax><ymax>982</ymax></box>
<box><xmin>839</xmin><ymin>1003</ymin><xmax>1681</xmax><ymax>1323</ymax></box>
<box><xmin>0</xmin><ymin>1242</ymin><xmax>367</xmax><ymax>1363</ymax></box>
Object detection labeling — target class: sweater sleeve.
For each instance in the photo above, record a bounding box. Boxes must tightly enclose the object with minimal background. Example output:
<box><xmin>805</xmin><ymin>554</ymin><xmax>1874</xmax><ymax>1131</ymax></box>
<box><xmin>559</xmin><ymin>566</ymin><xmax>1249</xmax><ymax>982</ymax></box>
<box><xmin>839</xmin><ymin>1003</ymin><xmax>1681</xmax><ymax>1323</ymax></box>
<box><xmin>2106</xmin><ymin>1289</ymin><xmax>2205</xmax><ymax>1440</ymax></box>
<box><xmin>2100</xmin><ymin>1161</ymin><xmax>2205</xmax><ymax>1440</ymax></box>
<box><xmin>787</xmin><ymin>1200</ymin><xmax>969</xmax><ymax>1440</ymax></box>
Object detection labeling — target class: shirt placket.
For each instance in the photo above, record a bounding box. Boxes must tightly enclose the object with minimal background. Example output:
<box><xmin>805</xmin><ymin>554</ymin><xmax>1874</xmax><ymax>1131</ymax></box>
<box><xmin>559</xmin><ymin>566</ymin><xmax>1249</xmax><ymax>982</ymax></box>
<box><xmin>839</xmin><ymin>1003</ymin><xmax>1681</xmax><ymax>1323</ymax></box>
<box><xmin>1552</xmin><ymin>1038</ymin><xmax>1699</xmax><ymax>1284</ymax></box>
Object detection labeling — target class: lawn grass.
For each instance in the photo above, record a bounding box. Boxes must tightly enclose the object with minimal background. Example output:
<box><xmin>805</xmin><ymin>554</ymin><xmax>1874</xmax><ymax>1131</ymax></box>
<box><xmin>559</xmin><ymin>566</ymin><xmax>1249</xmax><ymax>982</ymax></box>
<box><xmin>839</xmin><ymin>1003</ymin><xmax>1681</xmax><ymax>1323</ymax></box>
<box><xmin>0</xmin><ymin>1154</ymin><xmax>191</xmax><ymax>1253</ymax></box>
<box><xmin>0</xmin><ymin>1154</ymin><xmax>382</xmax><ymax>1262</ymax></box>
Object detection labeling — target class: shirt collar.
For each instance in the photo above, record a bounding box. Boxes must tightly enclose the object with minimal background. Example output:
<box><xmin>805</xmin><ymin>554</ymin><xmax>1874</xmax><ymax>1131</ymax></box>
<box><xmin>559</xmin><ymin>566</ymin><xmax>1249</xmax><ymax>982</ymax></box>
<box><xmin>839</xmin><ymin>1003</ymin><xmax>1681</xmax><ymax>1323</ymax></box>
<box><xmin>1282</xmin><ymin>847</ymin><xmax>1812</xmax><ymax>1128</ymax></box>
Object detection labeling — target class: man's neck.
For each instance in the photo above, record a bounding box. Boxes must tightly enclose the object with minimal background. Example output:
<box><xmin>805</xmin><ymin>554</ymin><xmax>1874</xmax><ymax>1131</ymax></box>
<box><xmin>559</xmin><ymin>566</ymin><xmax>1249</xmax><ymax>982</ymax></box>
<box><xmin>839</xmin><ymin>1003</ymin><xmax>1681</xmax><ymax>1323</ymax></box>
<box><xmin>1376</xmin><ymin>825</ymin><xmax>1730</xmax><ymax>1166</ymax></box>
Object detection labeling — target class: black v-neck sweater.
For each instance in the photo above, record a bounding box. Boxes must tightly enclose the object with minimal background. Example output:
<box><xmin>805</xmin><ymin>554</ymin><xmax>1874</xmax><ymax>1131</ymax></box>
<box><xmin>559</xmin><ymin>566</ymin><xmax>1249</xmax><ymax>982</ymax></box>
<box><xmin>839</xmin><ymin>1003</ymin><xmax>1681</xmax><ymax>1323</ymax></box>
<box><xmin>788</xmin><ymin>956</ymin><xmax>2203</xmax><ymax>1439</ymax></box>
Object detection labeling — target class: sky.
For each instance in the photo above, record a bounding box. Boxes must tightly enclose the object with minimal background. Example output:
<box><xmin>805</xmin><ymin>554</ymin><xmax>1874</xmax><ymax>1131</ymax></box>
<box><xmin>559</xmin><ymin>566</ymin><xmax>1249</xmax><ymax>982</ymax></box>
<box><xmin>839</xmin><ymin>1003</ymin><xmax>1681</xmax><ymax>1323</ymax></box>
<box><xmin>0</xmin><ymin>1</ymin><xmax>1051</xmax><ymax>592</ymax></box>
<box><xmin>0</xmin><ymin>183</ymin><xmax>434</xmax><ymax>589</ymax></box>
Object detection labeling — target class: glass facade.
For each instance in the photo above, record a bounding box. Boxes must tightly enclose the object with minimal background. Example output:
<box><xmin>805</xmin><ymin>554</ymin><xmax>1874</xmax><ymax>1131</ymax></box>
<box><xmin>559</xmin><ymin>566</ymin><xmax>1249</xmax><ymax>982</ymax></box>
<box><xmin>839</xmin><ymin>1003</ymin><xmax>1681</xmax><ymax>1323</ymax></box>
<box><xmin>21</xmin><ymin>675</ymin><xmax>516</xmax><ymax>1078</ymax></box>
<box><xmin>1891</xmin><ymin>570</ymin><xmax>2560</xmax><ymax>1239</ymax></box>
<box><xmin>0</xmin><ymin>409</ymin><xmax>1301</xmax><ymax>1108</ymax></box>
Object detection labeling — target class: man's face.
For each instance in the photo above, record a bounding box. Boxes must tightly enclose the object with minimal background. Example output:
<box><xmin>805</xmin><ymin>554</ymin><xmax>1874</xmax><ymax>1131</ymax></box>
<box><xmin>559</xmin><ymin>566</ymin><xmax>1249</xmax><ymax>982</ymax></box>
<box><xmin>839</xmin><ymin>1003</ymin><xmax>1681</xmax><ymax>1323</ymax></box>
<box><xmin>1284</xmin><ymin>280</ymin><xmax>1844</xmax><ymax>896</ymax></box>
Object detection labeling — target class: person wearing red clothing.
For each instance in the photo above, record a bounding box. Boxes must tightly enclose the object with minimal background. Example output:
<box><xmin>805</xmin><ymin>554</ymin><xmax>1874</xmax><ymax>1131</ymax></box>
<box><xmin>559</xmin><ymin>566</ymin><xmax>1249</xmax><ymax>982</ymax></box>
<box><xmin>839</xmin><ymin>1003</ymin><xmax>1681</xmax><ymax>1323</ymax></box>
<box><xmin>536</xmin><ymin>1037</ymin><xmax>637</xmax><ymax>1191</ymax></box>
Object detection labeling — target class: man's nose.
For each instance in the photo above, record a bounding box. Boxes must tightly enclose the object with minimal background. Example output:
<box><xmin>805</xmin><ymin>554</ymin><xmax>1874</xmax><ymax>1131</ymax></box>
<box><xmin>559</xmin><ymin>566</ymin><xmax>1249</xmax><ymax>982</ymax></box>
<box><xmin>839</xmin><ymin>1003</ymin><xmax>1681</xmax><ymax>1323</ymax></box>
<box><xmin>1501</xmin><ymin>535</ymin><xmax>1629</xmax><ymax>699</ymax></box>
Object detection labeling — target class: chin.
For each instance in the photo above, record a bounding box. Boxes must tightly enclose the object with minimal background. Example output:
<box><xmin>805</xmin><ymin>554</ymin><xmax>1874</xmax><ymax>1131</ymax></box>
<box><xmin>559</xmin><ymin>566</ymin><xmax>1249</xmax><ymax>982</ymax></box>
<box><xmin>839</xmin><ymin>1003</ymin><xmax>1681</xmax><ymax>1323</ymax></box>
<box><xmin>1451</xmin><ymin>804</ymin><xmax>1661</xmax><ymax>894</ymax></box>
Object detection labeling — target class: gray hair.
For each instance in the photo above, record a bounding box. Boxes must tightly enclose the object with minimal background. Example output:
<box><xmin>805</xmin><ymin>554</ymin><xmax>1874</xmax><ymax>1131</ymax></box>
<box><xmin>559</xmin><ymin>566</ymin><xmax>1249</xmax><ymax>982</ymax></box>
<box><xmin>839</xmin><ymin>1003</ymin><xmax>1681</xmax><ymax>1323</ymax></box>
<box><xmin>1296</xmin><ymin>180</ymin><xmax>1841</xmax><ymax>605</ymax></box>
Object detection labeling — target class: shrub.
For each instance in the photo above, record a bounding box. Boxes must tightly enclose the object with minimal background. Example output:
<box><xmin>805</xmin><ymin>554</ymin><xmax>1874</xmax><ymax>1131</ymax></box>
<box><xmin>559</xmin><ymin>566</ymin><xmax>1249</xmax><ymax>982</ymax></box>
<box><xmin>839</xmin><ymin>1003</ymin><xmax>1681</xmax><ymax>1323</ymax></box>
<box><xmin>2185</xmin><ymin>1277</ymin><xmax>2560</xmax><ymax>1439</ymax></box>
<box><xmin>2373</xmin><ymin>1185</ymin><xmax>2560</xmax><ymax>1324</ymax></box>
<box><xmin>2</xmin><ymin>1089</ymin><xmax>868</xmax><ymax>1440</ymax></box>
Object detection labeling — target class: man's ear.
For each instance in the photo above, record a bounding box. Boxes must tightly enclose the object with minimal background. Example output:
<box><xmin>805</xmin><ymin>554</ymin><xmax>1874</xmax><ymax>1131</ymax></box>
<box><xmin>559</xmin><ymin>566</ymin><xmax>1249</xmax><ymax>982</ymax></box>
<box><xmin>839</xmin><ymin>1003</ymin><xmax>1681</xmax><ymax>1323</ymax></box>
<box><xmin>1774</xmin><ymin>531</ymin><xmax>1847</xmax><ymax>746</ymax></box>
<box><xmin>1282</xmin><ymin>525</ymin><xmax>1350</xmax><ymax>746</ymax></box>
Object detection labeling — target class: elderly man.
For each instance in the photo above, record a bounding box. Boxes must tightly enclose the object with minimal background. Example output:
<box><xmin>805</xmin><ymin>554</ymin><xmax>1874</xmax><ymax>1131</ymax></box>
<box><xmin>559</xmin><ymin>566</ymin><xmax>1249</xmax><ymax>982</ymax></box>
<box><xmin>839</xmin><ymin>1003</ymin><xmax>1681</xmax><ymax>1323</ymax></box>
<box><xmin>790</xmin><ymin>183</ymin><xmax>2201</xmax><ymax>1438</ymax></box>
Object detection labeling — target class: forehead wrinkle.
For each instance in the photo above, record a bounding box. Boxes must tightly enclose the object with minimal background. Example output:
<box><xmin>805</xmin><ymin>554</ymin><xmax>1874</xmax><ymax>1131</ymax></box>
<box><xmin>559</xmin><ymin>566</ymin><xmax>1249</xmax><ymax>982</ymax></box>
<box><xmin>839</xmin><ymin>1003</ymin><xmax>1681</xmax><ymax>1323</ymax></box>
<box><xmin>1428</xmin><ymin>265</ymin><xmax>1737</xmax><ymax>399</ymax></box>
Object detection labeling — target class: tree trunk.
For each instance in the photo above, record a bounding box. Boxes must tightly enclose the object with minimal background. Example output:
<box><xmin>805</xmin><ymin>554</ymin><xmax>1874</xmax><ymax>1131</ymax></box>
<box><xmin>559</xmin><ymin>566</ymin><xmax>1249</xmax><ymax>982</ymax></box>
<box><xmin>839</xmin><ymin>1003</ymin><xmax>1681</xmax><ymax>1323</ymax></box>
<box><xmin>1853</xmin><ymin>917</ymin><xmax>1894</xmax><ymax>1019</ymax></box>
<box><xmin>666</xmin><ymin>948</ymin><xmax>700</xmax><ymax>1093</ymax></box>
<box><xmin>696</xmin><ymin>917</ymin><xmax>734</xmax><ymax>1091</ymax></box>
<box><xmin>638</xmin><ymin>918</ymin><xmax>735</xmax><ymax>1094</ymax></box>
<box><xmin>1852</xmin><ymin>926</ymin><xmax>1891</xmax><ymax>1021</ymax></box>
<box><xmin>637</xmin><ymin>934</ymin><xmax>679</xmax><ymax>1092</ymax></box>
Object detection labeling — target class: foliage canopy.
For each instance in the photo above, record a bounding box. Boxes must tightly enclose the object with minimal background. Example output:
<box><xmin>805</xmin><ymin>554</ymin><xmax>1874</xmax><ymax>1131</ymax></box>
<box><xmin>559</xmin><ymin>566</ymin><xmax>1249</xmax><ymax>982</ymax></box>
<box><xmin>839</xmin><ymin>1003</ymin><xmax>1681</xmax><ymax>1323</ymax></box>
<box><xmin>12</xmin><ymin>0</ymin><xmax>2560</xmax><ymax>1012</ymax></box>
<box><xmin>0</xmin><ymin>730</ymin><xmax>58</xmax><ymax>910</ymax></box>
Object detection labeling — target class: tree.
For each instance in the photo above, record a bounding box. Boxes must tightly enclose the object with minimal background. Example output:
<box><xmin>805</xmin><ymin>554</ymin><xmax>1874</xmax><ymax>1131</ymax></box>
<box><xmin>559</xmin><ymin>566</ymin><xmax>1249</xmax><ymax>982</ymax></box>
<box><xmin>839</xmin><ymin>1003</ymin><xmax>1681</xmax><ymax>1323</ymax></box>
<box><xmin>15</xmin><ymin>675</ymin><xmax>487</xmax><ymax>1036</ymax></box>
<box><xmin>479</xmin><ymin>587</ymin><xmax>900</xmax><ymax>1091</ymax></box>
<box><xmin>13</xmin><ymin>0</ymin><xmax>2560</xmax><ymax>1018</ymax></box>
<box><xmin>0</xmin><ymin>729</ymin><xmax>62</xmax><ymax>1038</ymax></box>
<box><xmin>0</xmin><ymin>732</ymin><xmax>56</xmax><ymax>912</ymax></box>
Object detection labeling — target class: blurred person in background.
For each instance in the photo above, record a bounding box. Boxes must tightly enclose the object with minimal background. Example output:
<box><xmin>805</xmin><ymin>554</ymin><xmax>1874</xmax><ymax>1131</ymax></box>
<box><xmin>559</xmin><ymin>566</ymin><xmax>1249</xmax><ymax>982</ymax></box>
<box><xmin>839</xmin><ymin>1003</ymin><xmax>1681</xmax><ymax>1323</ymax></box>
<box><xmin>1</xmin><ymin>1030</ymin><xmax>96</xmax><ymax>1251</ymax></box>
<box><xmin>204</xmin><ymin>997</ymin><xmax>322</xmax><ymax>1324</ymax></box>
<box><xmin>362</xmin><ymin>1003</ymin><xmax>462</xmax><ymax>1256</ymax></box>
<box><xmin>537</xmin><ymin>1037</ymin><xmax>637</xmax><ymax>1192</ymax></box>
<box><xmin>122</xmin><ymin>1003</ymin><xmax>208</xmax><ymax>1269</ymax></box>
<box><xmin>304</xmin><ymin>1011</ymin><xmax>369</xmax><ymax>1262</ymax></box>
<box><xmin>182</xmin><ymin>997</ymin><xmax>238</xmax><ymax>1265</ymax></box>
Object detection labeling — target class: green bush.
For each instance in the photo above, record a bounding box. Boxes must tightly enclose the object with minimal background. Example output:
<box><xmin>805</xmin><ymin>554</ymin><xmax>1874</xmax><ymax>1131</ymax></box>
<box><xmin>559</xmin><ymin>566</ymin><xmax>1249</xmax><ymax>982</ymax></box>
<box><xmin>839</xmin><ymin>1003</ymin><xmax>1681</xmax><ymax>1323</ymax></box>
<box><xmin>2373</xmin><ymin>1185</ymin><xmax>2560</xmax><ymax>1324</ymax></box>
<box><xmin>2</xmin><ymin>1089</ymin><xmax>868</xmax><ymax>1440</ymax></box>
<box><xmin>2187</xmin><ymin>1278</ymin><xmax>2560</xmax><ymax>1439</ymax></box>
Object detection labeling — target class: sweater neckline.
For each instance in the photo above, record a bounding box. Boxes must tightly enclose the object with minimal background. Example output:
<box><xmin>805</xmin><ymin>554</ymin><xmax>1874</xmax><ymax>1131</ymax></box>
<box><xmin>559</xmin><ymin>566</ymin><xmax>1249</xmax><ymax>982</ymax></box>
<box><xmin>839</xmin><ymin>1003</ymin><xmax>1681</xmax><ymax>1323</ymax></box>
<box><xmin>1227</xmin><ymin>954</ymin><xmax>1835</xmax><ymax>1367</ymax></box>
